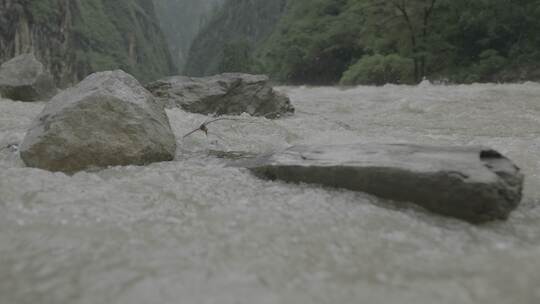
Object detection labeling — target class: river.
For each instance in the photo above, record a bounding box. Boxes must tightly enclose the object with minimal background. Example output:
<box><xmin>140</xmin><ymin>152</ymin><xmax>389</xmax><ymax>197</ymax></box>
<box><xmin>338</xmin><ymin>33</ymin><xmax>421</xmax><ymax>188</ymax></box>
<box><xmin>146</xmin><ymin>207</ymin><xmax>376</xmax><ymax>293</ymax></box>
<box><xmin>1</xmin><ymin>83</ymin><xmax>539</xmax><ymax>303</ymax></box>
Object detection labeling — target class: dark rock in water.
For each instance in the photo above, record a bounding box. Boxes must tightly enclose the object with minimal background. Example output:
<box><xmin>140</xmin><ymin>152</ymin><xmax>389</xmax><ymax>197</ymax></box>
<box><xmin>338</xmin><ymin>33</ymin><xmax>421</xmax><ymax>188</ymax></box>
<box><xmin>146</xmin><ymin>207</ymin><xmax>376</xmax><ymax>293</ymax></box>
<box><xmin>0</xmin><ymin>53</ymin><xmax>56</xmax><ymax>101</ymax></box>
<box><xmin>20</xmin><ymin>70</ymin><xmax>176</xmax><ymax>173</ymax></box>
<box><xmin>146</xmin><ymin>73</ymin><xmax>294</xmax><ymax>118</ymax></box>
<box><xmin>238</xmin><ymin>143</ymin><xmax>524</xmax><ymax>223</ymax></box>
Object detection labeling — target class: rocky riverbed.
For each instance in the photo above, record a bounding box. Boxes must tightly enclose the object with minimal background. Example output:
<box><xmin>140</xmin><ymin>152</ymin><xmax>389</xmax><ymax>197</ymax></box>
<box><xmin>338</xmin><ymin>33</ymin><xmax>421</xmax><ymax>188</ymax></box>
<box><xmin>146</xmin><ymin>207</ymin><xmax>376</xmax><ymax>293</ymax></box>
<box><xmin>1</xmin><ymin>82</ymin><xmax>540</xmax><ymax>303</ymax></box>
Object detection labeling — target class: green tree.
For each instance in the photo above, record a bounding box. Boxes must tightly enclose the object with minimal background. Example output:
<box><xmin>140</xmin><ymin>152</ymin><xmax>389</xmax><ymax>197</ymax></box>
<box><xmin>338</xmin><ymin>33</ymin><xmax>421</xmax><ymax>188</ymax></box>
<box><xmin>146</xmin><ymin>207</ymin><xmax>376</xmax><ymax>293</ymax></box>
<box><xmin>340</xmin><ymin>53</ymin><xmax>414</xmax><ymax>85</ymax></box>
<box><xmin>364</xmin><ymin>0</ymin><xmax>440</xmax><ymax>83</ymax></box>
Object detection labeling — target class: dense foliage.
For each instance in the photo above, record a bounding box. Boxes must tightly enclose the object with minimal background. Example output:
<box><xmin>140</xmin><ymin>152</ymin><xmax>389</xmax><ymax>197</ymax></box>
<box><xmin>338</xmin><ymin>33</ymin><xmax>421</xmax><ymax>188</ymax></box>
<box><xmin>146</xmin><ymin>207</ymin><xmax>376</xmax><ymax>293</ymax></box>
<box><xmin>256</xmin><ymin>0</ymin><xmax>365</xmax><ymax>84</ymax></box>
<box><xmin>193</xmin><ymin>0</ymin><xmax>540</xmax><ymax>85</ymax></box>
<box><xmin>184</xmin><ymin>0</ymin><xmax>287</xmax><ymax>76</ymax></box>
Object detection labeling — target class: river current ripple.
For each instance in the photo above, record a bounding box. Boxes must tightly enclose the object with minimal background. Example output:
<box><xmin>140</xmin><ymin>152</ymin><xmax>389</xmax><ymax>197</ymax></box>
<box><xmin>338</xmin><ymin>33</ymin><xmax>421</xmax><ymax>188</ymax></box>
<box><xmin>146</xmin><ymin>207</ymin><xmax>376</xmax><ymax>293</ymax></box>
<box><xmin>1</xmin><ymin>83</ymin><xmax>539</xmax><ymax>304</ymax></box>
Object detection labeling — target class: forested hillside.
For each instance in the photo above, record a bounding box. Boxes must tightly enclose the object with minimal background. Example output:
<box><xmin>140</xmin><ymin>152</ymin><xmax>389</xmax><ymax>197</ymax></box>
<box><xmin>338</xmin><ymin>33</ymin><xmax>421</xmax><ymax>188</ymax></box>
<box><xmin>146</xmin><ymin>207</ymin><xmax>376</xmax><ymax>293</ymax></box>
<box><xmin>184</xmin><ymin>0</ymin><xmax>287</xmax><ymax>76</ymax></box>
<box><xmin>0</xmin><ymin>0</ymin><xmax>174</xmax><ymax>86</ymax></box>
<box><xmin>188</xmin><ymin>0</ymin><xmax>540</xmax><ymax>85</ymax></box>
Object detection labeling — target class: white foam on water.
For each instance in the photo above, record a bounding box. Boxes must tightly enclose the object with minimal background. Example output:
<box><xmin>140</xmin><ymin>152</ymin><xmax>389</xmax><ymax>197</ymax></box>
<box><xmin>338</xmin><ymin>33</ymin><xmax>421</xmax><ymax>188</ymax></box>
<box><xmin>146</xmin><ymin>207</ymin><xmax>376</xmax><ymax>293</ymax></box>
<box><xmin>1</xmin><ymin>83</ymin><xmax>540</xmax><ymax>304</ymax></box>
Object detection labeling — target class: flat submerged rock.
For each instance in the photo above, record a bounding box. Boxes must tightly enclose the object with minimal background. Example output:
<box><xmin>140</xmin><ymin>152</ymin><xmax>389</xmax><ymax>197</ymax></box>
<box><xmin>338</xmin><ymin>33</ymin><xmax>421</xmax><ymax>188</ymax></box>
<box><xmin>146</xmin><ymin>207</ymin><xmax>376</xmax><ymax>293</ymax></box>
<box><xmin>239</xmin><ymin>143</ymin><xmax>524</xmax><ymax>223</ymax></box>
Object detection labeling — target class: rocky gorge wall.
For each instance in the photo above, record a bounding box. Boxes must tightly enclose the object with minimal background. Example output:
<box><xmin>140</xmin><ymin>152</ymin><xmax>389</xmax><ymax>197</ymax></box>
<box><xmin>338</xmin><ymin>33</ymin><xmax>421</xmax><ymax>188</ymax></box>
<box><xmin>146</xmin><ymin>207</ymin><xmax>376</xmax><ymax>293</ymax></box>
<box><xmin>0</xmin><ymin>0</ymin><xmax>174</xmax><ymax>87</ymax></box>
<box><xmin>184</xmin><ymin>0</ymin><xmax>287</xmax><ymax>76</ymax></box>
<box><xmin>153</xmin><ymin>0</ymin><xmax>223</xmax><ymax>73</ymax></box>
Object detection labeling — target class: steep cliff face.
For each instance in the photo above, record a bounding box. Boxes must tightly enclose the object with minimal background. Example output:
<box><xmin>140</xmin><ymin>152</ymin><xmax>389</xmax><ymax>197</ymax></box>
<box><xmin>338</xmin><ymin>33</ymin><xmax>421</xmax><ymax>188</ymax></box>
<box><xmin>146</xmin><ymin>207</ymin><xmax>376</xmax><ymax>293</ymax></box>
<box><xmin>0</xmin><ymin>0</ymin><xmax>174</xmax><ymax>86</ymax></box>
<box><xmin>153</xmin><ymin>0</ymin><xmax>222</xmax><ymax>72</ymax></box>
<box><xmin>184</xmin><ymin>0</ymin><xmax>287</xmax><ymax>76</ymax></box>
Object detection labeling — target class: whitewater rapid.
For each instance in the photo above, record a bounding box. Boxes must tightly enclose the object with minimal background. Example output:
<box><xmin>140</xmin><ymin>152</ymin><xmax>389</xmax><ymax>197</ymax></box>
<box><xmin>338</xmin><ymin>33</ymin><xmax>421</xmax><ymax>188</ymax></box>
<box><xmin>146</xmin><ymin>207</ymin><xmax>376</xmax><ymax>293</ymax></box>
<box><xmin>1</xmin><ymin>83</ymin><xmax>539</xmax><ymax>303</ymax></box>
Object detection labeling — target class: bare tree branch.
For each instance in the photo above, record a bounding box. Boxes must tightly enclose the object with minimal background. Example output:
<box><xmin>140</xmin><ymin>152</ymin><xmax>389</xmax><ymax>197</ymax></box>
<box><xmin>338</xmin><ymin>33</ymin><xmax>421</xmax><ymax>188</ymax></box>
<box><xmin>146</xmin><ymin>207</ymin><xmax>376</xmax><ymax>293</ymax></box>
<box><xmin>182</xmin><ymin>117</ymin><xmax>242</xmax><ymax>139</ymax></box>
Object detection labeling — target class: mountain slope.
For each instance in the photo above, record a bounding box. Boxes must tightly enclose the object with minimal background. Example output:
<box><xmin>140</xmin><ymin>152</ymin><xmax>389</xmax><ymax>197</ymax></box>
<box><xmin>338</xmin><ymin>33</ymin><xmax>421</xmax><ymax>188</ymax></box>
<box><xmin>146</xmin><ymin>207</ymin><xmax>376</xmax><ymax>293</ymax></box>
<box><xmin>0</xmin><ymin>0</ymin><xmax>174</xmax><ymax>86</ymax></box>
<box><xmin>184</xmin><ymin>0</ymin><xmax>287</xmax><ymax>76</ymax></box>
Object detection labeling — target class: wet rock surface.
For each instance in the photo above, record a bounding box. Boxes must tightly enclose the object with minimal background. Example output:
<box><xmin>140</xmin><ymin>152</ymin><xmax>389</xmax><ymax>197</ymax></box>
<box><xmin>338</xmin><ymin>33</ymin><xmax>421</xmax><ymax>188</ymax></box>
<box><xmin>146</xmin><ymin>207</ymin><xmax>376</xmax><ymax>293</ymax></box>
<box><xmin>239</xmin><ymin>143</ymin><xmax>524</xmax><ymax>222</ymax></box>
<box><xmin>20</xmin><ymin>70</ymin><xmax>176</xmax><ymax>173</ymax></box>
<box><xmin>146</xmin><ymin>73</ymin><xmax>295</xmax><ymax>118</ymax></box>
<box><xmin>0</xmin><ymin>53</ymin><xmax>56</xmax><ymax>101</ymax></box>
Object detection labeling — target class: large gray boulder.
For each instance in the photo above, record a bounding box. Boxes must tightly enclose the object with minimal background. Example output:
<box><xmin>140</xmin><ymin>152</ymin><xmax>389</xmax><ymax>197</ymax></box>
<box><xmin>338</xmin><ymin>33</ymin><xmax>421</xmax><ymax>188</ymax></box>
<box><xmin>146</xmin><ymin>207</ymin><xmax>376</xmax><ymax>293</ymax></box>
<box><xmin>146</xmin><ymin>73</ymin><xmax>294</xmax><ymax>118</ymax></box>
<box><xmin>20</xmin><ymin>70</ymin><xmax>176</xmax><ymax>173</ymax></box>
<box><xmin>239</xmin><ymin>143</ymin><xmax>524</xmax><ymax>223</ymax></box>
<box><xmin>0</xmin><ymin>53</ymin><xmax>56</xmax><ymax>101</ymax></box>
